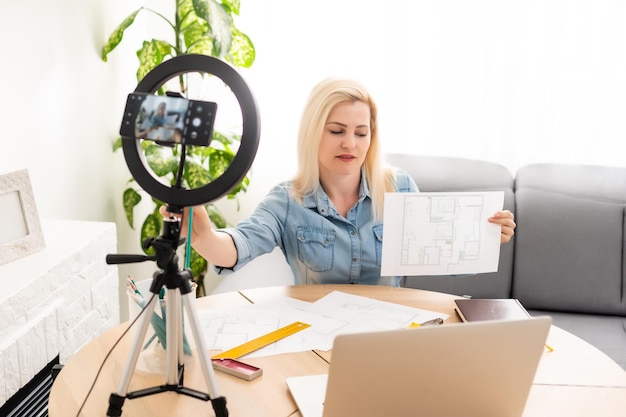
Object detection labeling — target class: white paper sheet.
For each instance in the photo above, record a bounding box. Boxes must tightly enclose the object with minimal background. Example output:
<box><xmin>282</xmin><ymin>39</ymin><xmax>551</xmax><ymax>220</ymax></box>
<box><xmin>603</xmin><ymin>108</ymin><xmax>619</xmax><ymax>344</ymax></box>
<box><xmin>198</xmin><ymin>291</ymin><xmax>449</xmax><ymax>357</ymax></box>
<box><xmin>381</xmin><ymin>191</ymin><xmax>504</xmax><ymax>276</ymax></box>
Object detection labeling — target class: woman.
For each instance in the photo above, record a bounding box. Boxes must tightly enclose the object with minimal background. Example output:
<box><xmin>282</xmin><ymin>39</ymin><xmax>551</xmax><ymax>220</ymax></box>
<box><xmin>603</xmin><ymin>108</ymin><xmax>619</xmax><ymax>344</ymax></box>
<box><xmin>164</xmin><ymin>78</ymin><xmax>516</xmax><ymax>286</ymax></box>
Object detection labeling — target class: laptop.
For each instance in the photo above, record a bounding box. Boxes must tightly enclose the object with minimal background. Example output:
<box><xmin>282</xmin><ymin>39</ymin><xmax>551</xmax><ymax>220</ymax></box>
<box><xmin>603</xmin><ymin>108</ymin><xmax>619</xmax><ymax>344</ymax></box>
<box><xmin>287</xmin><ymin>316</ymin><xmax>552</xmax><ymax>417</ymax></box>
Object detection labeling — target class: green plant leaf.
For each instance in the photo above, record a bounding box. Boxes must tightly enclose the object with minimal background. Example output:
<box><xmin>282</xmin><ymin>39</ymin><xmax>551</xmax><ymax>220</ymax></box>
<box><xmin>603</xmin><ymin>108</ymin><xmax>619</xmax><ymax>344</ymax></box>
<box><xmin>184</xmin><ymin>159</ymin><xmax>213</xmax><ymax>188</ymax></box>
<box><xmin>189</xmin><ymin>248</ymin><xmax>208</xmax><ymax>285</ymax></box>
<box><xmin>187</xmin><ymin>33</ymin><xmax>216</xmax><ymax>56</ymax></box>
<box><xmin>113</xmin><ymin>137</ymin><xmax>122</xmax><ymax>152</ymax></box>
<box><xmin>212</xmin><ymin>131</ymin><xmax>236</xmax><ymax>147</ymax></box>
<box><xmin>207</xmin><ymin>203</ymin><xmax>228</xmax><ymax>228</ymax></box>
<box><xmin>178</xmin><ymin>0</ymin><xmax>200</xmax><ymax>27</ymax></box>
<box><xmin>101</xmin><ymin>8</ymin><xmax>142</xmax><ymax>61</ymax></box>
<box><xmin>123</xmin><ymin>188</ymin><xmax>142</xmax><ymax>229</ymax></box>
<box><xmin>141</xmin><ymin>139</ymin><xmax>155</xmax><ymax>151</ymax></box>
<box><xmin>140</xmin><ymin>213</ymin><xmax>162</xmax><ymax>255</ymax></box>
<box><xmin>136</xmin><ymin>39</ymin><xmax>173</xmax><ymax>81</ymax></box>
<box><xmin>227</xmin><ymin>173</ymin><xmax>249</xmax><ymax>197</ymax></box>
<box><xmin>151</xmin><ymin>196</ymin><xmax>165</xmax><ymax>210</ymax></box>
<box><xmin>208</xmin><ymin>148</ymin><xmax>235</xmax><ymax>176</ymax></box>
<box><xmin>192</xmin><ymin>138</ymin><xmax>234</xmax><ymax>165</ymax></box>
<box><xmin>144</xmin><ymin>144</ymin><xmax>180</xmax><ymax>177</ymax></box>
<box><xmin>221</xmin><ymin>0</ymin><xmax>240</xmax><ymax>15</ymax></box>
<box><xmin>227</xmin><ymin>28</ymin><xmax>255</xmax><ymax>68</ymax></box>
<box><xmin>193</xmin><ymin>0</ymin><xmax>233</xmax><ymax>56</ymax></box>
<box><xmin>178</xmin><ymin>1</ymin><xmax>213</xmax><ymax>55</ymax></box>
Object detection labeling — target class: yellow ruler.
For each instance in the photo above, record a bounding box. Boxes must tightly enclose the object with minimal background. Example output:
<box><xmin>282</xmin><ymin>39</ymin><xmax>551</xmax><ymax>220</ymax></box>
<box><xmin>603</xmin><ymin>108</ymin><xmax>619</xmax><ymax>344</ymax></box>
<box><xmin>211</xmin><ymin>321</ymin><xmax>311</xmax><ymax>359</ymax></box>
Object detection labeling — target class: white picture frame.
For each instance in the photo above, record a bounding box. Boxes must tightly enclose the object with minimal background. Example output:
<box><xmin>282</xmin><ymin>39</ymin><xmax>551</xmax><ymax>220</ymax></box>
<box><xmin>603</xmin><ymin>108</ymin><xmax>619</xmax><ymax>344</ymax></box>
<box><xmin>0</xmin><ymin>169</ymin><xmax>45</xmax><ymax>265</ymax></box>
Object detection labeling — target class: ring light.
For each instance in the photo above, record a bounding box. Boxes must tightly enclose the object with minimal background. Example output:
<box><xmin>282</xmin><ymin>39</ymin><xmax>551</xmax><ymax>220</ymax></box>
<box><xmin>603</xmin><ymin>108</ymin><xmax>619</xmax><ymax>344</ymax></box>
<box><xmin>121</xmin><ymin>54</ymin><xmax>260</xmax><ymax>207</ymax></box>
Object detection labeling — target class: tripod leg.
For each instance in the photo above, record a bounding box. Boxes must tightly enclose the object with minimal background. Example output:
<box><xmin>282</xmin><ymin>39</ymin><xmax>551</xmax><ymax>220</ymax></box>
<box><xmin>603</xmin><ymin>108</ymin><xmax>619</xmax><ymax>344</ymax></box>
<box><xmin>165</xmin><ymin>288</ymin><xmax>181</xmax><ymax>385</ymax></box>
<box><xmin>175</xmin><ymin>289</ymin><xmax>187</xmax><ymax>385</ymax></box>
<box><xmin>181</xmin><ymin>291</ymin><xmax>228</xmax><ymax>414</ymax></box>
<box><xmin>107</xmin><ymin>294</ymin><xmax>160</xmax><ymax>416</ymax></box>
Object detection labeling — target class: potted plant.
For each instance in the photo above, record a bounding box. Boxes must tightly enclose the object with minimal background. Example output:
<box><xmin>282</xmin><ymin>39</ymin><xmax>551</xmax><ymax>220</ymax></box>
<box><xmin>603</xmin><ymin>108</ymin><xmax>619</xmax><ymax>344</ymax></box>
<box><xmin>102</xmin><ymin>0</ymin><xmax>256</xmax><ymax>296</ymax></box>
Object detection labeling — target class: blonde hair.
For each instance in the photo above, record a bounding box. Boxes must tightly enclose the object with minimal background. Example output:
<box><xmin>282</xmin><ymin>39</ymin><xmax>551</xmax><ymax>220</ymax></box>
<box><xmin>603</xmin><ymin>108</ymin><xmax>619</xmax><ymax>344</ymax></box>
<box><xmin>291</xmin><ymin>78</ymin><xmax>396</xmax><ymax>221</ymax></box>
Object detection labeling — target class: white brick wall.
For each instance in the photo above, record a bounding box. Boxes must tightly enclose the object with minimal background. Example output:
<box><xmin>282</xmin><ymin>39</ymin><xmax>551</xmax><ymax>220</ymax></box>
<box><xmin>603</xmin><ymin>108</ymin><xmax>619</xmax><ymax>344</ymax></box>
<box><xmin>0</xmin><ymin>219</ymin><xmax>119</xmax><ymax>404</ymax></box>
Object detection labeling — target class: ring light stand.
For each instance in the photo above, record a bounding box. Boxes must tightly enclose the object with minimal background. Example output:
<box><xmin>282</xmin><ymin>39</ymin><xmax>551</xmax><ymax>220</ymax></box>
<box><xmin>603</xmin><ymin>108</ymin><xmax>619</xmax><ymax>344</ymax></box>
<box><xmin>106</xmin><ymin>55</ymin><xmax>260</xmax><ymax>417</ymax></box>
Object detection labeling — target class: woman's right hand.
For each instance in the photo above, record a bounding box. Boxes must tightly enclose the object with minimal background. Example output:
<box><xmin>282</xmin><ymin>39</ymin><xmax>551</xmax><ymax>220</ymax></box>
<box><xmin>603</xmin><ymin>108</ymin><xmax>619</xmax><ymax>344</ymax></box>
<box><xmin>159</xmin><ymin>205</ymin><xmax>237</xmax><ymax>268</ymax></box>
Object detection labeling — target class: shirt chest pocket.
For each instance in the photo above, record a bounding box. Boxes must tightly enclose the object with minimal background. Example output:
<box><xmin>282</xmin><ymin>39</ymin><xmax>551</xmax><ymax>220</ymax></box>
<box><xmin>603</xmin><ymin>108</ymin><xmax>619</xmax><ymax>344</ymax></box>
<box><xmin>296</xmin><ymin>227</ymin><xmax>335</xmax><ymax>272</ymax></box>
<box><xmin>373</xmin><ymin>224</ymin><xmax>384</xmax><ymax>266</ymax></box>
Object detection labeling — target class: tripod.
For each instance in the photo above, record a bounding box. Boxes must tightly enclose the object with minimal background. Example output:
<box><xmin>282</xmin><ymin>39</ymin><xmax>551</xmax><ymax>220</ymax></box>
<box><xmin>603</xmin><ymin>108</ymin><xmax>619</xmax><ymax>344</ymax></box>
<box><xmin>106</xmin><ymin>215</ymin><xmax>228</xmax><ymax>417</ymax></box>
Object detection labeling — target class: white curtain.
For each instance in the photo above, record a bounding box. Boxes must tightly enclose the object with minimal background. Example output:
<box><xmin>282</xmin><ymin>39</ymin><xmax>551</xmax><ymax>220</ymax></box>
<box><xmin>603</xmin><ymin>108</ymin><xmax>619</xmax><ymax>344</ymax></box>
<box><xmin>378</xmin><ymin>0</ymin><xmax>626</xmax><ymax>173</ymax></box>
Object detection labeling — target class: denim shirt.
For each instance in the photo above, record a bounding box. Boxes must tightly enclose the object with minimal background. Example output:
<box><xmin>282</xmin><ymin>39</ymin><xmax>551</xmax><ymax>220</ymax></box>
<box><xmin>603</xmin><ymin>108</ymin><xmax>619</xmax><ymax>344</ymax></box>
<box><xmin>217</xmin><ymin>169</ymin><xmax>418</xmax><ymax>286</ymax></box>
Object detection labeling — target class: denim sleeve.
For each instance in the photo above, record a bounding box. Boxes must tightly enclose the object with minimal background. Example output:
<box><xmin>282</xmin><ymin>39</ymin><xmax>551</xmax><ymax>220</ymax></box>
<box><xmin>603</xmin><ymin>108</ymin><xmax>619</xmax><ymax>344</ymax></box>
<box><xmin>214</xmin><ymin>184</ymin><xmax>289</xmax><ymax>274</ymax></box>
<box><xmin>395</xmin><ymin>169</ymin><xmax>419</xmax><ymax>192</ymax></box>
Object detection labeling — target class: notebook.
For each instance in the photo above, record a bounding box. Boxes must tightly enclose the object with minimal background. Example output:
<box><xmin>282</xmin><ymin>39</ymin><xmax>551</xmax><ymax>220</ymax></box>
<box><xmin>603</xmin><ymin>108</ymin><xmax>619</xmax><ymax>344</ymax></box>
<box><xmin>287</xmin><ymin>316</ymin><xmax>552</xmax><ymax>417</ymax></box>
<box><xmin>454</xmin><ymin>298</ymin><xmax>531</xmax><ymax>322</ymax></box>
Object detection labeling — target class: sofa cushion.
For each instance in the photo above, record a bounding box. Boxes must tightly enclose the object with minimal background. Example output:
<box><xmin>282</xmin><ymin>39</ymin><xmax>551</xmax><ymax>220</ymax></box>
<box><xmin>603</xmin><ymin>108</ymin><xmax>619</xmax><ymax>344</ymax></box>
<box><xmin>385</xmin><ymin>153</ymin><xmax>515</xmax><ymax>298</ymax></box>
<box><xmin>513</xmin><ymin>163</ymin><xmax>626</xmax><ymax>316</ymax></box>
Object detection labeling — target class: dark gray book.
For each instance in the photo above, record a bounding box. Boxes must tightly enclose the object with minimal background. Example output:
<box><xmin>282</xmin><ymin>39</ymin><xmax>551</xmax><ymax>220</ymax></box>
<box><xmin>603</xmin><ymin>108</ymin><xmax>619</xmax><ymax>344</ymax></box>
<box><xmin>454</xmin><ymin>298</ymin><xmax>531</xmax><ymax>322</ymax></box>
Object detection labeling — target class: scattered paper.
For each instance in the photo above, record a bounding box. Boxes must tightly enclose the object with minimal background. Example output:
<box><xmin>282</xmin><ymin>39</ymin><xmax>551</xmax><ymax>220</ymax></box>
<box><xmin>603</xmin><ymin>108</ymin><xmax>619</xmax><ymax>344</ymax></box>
<box><xmin>198</xmin><ymin>291</ymin><xmax>448</xmax><ymax>357</ymax></box>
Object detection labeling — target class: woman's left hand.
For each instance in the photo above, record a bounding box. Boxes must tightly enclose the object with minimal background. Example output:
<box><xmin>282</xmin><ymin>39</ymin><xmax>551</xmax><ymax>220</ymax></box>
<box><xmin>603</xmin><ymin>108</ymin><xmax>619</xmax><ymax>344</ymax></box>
<box><xmin>488</xmin><ymin>210</ymin><xmax>516</xmax><ymax>244</ymax></box>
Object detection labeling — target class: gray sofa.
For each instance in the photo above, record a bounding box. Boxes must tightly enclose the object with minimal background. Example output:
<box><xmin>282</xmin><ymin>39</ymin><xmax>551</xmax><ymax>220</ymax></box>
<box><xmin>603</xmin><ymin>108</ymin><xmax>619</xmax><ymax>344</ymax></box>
<box><xmin>385</xmin><ymin>153</ymin><xmax>626</xmax><ymax>369</ymax></box>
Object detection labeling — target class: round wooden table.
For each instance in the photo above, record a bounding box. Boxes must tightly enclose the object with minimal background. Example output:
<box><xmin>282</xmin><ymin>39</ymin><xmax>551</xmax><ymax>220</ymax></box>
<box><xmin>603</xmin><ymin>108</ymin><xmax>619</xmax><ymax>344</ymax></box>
<box><xmin>48</xmin><ymin>285</ymin><xmax>626</xmax><ymax>417</ymax></box>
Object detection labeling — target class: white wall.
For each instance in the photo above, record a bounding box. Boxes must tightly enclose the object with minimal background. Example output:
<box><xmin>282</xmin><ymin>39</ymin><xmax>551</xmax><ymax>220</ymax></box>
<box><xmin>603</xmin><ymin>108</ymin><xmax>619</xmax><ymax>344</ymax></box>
<box><xmin>1</xmin><ymin>0</ymin><xmax>625</xmax><ymax>313</ymax></box>
<box><xmin>0</xmin><ymin>0</ymin><xmax>125</xmax><ymax>220</ymax></box>
<box><xmin>0</xmin><ymin>0</ymin><xmax>154</xmax><ymax>320</ymax></box>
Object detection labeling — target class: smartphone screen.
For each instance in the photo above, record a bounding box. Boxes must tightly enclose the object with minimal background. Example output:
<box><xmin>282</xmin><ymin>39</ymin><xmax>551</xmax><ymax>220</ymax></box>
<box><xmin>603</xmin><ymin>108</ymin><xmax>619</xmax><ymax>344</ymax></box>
<box><xmin>136</xmin><ymin>95</ymin><xmax>188</xmax><ymax>143</ymax></box>
<box><xmin>120</xmin><ymin>93</ymin><xmax>217</xmax><ymax>147</ymax></box>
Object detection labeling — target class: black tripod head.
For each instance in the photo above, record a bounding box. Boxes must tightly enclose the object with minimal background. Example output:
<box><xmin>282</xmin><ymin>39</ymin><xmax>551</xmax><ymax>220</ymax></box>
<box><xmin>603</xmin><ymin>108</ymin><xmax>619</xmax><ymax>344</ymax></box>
<box><xmin>104</xmin><ymin>212</ymin><xmax>182</xmax><ymax>269</ymax></box>
<box><xmin>106</xmin><ymin>203</ymin><xmax>194</xmax><ymax>295</ymax></box>
<box><xmin>144</xmin><ymin>206</ymin><xmax>184</xmax><ymax>270</ymax></box>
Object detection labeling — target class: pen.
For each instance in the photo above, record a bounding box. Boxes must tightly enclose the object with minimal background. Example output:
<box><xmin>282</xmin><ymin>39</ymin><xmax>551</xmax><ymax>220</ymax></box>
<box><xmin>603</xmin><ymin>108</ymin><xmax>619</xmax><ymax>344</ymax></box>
<box><xmin>128</xmin><ymin>277</ymin><xmax>192</xmax><ymax>355</ymax></box>
<box><xmin>127</xmin><ymin>291</ymin><xmax>146</xmax><ymax>308</ymax></box>
<box><xmin>408</xmin><ymin>317</ymin><xmax>444</xmax><ymax>328</ymax></box>
<box><xmin>127</xmin><ymin>276</ymin><xmax>143</xmax><ymax>298</ymax></box>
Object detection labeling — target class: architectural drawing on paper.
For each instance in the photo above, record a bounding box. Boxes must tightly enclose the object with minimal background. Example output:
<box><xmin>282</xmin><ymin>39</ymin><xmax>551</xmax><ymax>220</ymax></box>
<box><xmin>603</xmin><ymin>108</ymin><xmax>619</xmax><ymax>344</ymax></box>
<box><xmin>400</xmin><ymin>194</ymin><xmax>484</xmax><ymax>270</ymax></box>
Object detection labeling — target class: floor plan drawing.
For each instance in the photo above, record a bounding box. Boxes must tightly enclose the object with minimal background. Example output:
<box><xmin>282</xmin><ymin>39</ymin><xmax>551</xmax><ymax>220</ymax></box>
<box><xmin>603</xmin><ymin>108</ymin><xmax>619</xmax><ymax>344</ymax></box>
<box><xmin>381</xmin><ymin>191</ymin><xmax>504</xmax><ymax>276</ymax></box>
<box><xmin>401</xmin><ymin>194</ymin><xmax>483</xmax><ymax>268</ymax></box>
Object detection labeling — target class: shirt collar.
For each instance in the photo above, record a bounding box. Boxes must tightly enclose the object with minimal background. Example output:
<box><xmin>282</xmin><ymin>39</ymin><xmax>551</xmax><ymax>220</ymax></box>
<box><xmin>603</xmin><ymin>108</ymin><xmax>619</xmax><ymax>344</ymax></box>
<box><xmin>302</xmin><ymin>170</ymin><xmax>371</xmax><ymax>216</ymax></box>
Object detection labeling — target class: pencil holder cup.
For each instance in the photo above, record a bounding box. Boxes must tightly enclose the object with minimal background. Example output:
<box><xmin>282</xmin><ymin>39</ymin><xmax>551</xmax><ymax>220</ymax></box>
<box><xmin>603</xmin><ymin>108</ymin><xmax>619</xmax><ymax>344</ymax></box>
<box><xmin>127</xmin><ymin>278</ymin><xmax>193</xmax><ymax>374</ymax></box>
